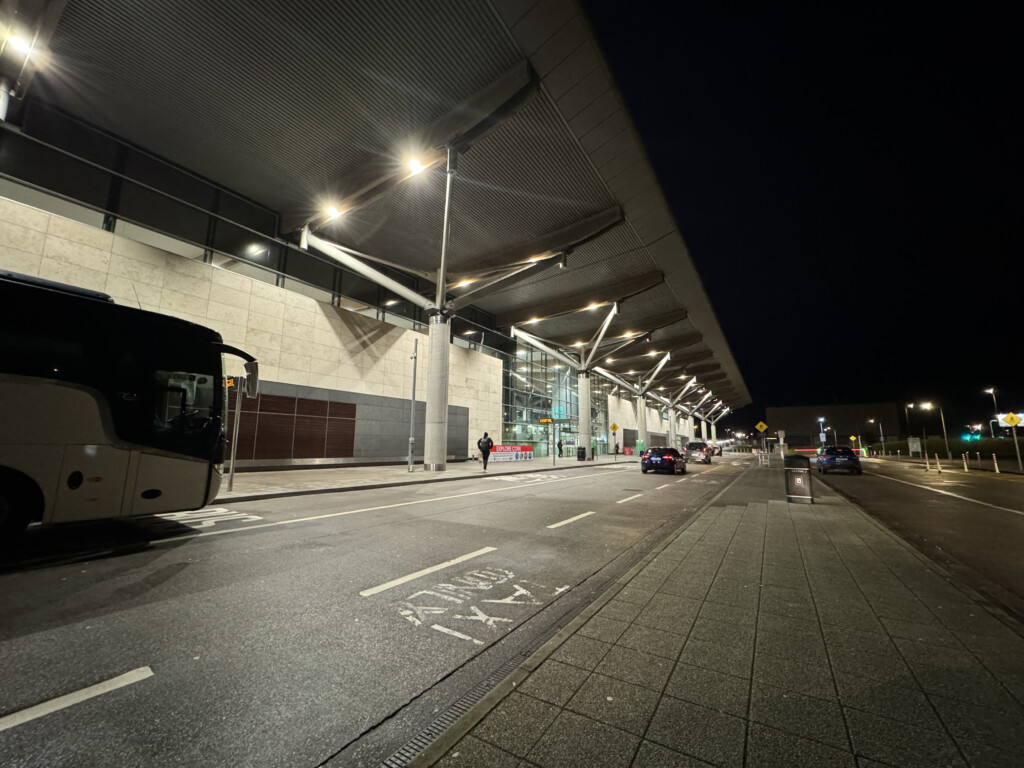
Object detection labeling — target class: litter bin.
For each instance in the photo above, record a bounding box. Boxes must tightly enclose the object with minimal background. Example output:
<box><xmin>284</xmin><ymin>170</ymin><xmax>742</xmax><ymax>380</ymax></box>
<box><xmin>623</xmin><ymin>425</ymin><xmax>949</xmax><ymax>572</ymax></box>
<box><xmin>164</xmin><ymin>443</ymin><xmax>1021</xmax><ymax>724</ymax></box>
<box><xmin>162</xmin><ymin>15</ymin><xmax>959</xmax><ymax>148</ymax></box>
<box><xmin>577</xmin><ymin>446</ymin><xmax>586</xmax><ymax>461</ymax></box>
<box><xmin>784</xmin><ymin>454</ymin><xmax>813</xmax><ymax>504</ymax></box>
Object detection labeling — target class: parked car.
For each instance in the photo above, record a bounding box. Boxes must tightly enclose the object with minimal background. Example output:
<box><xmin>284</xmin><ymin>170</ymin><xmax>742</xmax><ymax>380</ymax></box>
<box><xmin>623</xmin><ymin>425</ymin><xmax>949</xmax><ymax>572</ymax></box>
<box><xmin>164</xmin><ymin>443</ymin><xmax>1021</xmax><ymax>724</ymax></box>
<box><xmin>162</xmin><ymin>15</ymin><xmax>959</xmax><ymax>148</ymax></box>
<box><xmin>641</xmin><ymin>446</ymin><xmax>687</xmax><ymax>474</ymax></box>
<box><xmin>686</xmin><ymin>441</ymin><xmax>713</xmax><ymax>464</ymax></box>
<box><xmin>818</xmin><ymin>446</ymin><xmax>862</xmax><ymax>474</ymax></box>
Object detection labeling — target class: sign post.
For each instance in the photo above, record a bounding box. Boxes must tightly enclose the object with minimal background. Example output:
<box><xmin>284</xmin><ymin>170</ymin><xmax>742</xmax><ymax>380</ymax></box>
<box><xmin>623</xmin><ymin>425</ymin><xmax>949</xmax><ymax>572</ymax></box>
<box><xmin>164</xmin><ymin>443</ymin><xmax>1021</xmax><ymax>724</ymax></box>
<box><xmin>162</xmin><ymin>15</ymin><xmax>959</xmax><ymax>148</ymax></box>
<box><xmin>1005</xmin><ymin>412</ymin><xmax>1022</xmax><ymax>472</ymax></box>
<box><xmin>610</xmin><ymin>422</ymin><xmax>618</xmax><ymax>461</ymax></box>
<box><xmin>540</xmin><ymin>417</ymin><xmax>554</xmax><ymax>466</ymax></box>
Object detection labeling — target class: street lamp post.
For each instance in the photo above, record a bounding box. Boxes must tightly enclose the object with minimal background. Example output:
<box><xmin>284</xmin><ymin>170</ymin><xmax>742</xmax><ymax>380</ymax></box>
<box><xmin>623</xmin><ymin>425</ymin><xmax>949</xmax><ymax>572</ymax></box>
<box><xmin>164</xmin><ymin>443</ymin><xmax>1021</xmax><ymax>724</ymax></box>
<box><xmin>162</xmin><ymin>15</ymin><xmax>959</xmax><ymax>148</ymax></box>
<box><xmin>921</xmin><ymin>402</ymin><xmax>952</xmax><ymax>462</ymax></box>
<box><xmin>905</xmin><ymin>403</ymin><xmax>914</xmax><ymax>446</ymax></box>
<box><xmin>817</xmin><ymin>417</ymin><xmax>825</xmax><ymax>446</ymax></box>
<box><xmin>868</xmin><ymin>419</ymin><xmax>884</xmax><ymax>454</ymax></box>
<box><xmin>985</xmin><ymin>388</ymin><xmax>999</xmax><ymax>438</ymax></box>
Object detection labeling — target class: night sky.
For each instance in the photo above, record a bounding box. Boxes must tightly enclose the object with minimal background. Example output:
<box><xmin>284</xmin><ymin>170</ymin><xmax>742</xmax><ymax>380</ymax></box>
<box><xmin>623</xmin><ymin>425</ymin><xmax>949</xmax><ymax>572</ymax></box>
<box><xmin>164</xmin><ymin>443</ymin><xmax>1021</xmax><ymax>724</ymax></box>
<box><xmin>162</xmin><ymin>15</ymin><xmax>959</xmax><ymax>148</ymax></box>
<box><xmin>583</xmin><ymin>2</ymin><xmax>1020</xmax><ymax>434</ymax></box>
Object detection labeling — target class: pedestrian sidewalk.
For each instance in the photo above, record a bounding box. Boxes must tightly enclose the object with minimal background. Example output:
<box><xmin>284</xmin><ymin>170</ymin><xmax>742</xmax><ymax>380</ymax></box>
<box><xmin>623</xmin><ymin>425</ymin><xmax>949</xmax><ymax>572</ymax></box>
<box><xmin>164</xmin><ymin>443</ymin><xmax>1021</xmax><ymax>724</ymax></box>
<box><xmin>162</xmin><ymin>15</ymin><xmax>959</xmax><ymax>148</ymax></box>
<box><xmin>412</xmin><ymin>465</ymin><xmax>1024</xmax><ymax>767</ymax></box>
<box><xmin>214</xmin><ymin>453</ymin><xmax>637</xmax><ymax>503</ymax></box>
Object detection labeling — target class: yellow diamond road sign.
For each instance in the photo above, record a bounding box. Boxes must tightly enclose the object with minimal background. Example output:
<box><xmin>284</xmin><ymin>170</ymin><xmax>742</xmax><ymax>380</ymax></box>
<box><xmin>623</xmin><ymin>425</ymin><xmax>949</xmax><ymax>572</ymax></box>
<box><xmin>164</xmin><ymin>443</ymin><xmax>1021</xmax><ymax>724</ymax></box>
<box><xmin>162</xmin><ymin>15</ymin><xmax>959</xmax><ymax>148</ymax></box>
<box><xmin>755</xmin><ymin>421</ymin><xmax>768</xmax><ymax>433</ymax></box>
<box><xmin>1005</xmin><ymin>412</ymin><xmax>1022</xmax><ymax>427</ymax></box>
<box><xmin>610</xmin><ymin>423</ymin><xmax>619</xmax><ymax>432</ymax></box>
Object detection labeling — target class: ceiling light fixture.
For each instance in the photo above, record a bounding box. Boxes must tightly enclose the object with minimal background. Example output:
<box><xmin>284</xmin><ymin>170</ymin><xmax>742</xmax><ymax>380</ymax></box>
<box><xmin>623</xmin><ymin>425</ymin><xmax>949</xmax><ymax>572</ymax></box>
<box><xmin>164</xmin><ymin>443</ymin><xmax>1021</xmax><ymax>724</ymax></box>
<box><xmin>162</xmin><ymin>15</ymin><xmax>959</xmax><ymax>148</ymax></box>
<box><xmin>6</xmin><ymin>35</ymin><xmax>32</xmax><ymax>56</ymax></box>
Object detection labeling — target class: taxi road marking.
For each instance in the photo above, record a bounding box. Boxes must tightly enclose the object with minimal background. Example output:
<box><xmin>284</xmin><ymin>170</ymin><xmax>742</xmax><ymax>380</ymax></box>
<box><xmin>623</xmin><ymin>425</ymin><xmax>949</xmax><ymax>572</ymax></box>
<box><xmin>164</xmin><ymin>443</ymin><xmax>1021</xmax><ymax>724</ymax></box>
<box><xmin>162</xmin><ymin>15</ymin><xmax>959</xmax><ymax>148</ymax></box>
<box><xmin>360</xmin><ymin>546</ymin><xmax>497</xmax><ymax>597</ymax></box>
<box><xmin>0</xmin><ymin>667</ymin><xmax>153</xmax><ymax>733</ymax></box>
<box><xmin>547</xmin><ymin>511</ymin><xmax>596</xmax><ymax>529</ymax></box>
<box><xmin>617</xmin><ymin>493</ymin><xmax>643</xmax><ymax>504</ymax></box>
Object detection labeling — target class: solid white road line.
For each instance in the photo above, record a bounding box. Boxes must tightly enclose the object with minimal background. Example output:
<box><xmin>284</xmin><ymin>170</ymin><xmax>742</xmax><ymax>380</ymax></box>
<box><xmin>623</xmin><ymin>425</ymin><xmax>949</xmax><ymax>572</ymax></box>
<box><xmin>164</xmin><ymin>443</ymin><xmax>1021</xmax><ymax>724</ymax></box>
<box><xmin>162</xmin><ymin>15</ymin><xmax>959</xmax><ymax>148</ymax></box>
<box><xmin>162</xmin><ymin>468</ymin><xmax>635</xmax><ymax>544</ymax></box>
<box><xmin>656</xmin><ymin>484</ymin><xmax>670</xmax><ymax>489</ymax></box>
<box><xmin>617</xmin><ymin>493</ymin><xmax>643</xmax><ymax>504</ymax></box>
<box><xmin>359</xmin><ymin>546</ymin><xmax>497</xmax><ymax>597</ymax></box>
<box><xmin>0</xmin><ymin>667</ymin><xmax>153</xmax><ymax>733</ymax></box>
<box><xmin>869</xmin><ymin>472</ymin><xmax>1024</xmax><ymax>517</ymax></box>
<box><xmin>547</xmin><ymin>511</ymin><xmax>596</xmax><ymax>529</ymax></box>
<box><xmin>676</xmin><ymin>478</ymin><xmax>687</xmax><ymax>483</ymax></box>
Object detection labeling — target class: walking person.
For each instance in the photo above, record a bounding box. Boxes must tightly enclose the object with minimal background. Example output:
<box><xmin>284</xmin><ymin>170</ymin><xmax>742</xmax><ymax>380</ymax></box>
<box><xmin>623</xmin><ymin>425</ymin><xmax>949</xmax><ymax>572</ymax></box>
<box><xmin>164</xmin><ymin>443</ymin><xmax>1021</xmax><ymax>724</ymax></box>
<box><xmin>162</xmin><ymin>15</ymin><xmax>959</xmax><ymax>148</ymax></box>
<box><xmin>557</xmin><ymin>439</ymin><xmax>563</xmax><ymax>457</ymax></box>
<box><xmin>478</xmin><ymin>432</ymin><xmax>494</xmax><ymax>471</ymax></box>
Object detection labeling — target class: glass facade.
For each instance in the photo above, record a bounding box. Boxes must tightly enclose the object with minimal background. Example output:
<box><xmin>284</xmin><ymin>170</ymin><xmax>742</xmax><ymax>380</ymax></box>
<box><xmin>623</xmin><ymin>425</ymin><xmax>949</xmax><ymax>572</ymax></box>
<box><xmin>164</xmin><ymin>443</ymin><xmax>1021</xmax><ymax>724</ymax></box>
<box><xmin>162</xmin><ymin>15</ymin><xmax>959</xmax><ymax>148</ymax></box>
<box><xmin>500</xmin><ymin>345</ymin><xmax>615</xmax><ymax>458</ymax></box>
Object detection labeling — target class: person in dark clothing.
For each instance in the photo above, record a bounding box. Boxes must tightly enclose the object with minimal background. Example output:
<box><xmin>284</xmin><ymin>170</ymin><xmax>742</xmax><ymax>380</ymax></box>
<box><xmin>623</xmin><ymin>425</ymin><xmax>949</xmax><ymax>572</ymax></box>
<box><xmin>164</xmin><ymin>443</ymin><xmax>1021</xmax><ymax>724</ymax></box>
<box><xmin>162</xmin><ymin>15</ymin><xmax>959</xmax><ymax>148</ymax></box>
<box><xmin>557</xmin><ymin>439</ymin><xmax>563</xmax><ymax>456</ymax></box>
<box><xmin>478</xmin><ymin>432</ymin><xmax>494</xmax><ymax>471</ymax></box>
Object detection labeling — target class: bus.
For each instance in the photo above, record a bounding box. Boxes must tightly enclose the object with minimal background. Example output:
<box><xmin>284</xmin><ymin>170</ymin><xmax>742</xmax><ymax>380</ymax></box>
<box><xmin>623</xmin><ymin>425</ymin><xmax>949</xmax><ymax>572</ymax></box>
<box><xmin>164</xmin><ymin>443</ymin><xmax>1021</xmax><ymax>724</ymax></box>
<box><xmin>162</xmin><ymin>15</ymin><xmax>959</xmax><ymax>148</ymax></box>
<box><xmin>0</xmin><ymin>270</ymin><xmax>258</xmax><ymax>539</ymax></box>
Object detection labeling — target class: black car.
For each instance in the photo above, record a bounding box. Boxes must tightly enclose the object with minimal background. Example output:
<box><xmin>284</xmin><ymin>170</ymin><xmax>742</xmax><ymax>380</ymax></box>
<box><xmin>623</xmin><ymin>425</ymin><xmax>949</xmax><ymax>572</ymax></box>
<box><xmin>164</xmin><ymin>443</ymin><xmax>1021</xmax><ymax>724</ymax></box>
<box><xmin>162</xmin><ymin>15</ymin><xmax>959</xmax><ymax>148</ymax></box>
<box><xmin>641</xmin><ymin>446</ymin><xmax>687</xmax><ymax>474</ymax></box>
<box><xmin>686</xmin><ymin>441</ymin><xmax>713</xmax><ymax>464</ymax></box>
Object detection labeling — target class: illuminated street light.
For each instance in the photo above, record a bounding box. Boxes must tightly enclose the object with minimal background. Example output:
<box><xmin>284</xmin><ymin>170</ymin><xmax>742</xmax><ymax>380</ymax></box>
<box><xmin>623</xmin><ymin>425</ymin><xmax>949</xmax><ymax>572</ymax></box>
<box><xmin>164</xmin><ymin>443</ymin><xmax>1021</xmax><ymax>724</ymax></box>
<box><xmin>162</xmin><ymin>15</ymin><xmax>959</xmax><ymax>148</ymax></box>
<box><xmin>919</xmin><ymin>402</ymin><xmax>951</xmax><ymax>461</ymax></box>
<box><xmin>984</xmin><ymin>388</ymin><xmax>999</xmax><ymax>437</ymax></box>
<box><xmin>868</xmin><ymin>418</ymin><xmax>884</xmax><ymax>445</ymax></box>
<box><xmin>408</xmin><ymin>158</ymin><xmax>425</xmax><ymax>175</ymax></box>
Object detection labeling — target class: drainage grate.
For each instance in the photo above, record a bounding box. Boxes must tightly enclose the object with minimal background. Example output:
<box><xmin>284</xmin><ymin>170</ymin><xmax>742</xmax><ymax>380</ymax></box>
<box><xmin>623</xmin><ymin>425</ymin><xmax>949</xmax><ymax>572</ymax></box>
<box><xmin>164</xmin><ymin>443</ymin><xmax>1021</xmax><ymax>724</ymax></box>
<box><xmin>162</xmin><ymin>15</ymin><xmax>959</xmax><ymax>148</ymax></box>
<box><xmin>378</xmin><ymin>620</ymin><xmax>567</xmax><ymax>767</ymax></box>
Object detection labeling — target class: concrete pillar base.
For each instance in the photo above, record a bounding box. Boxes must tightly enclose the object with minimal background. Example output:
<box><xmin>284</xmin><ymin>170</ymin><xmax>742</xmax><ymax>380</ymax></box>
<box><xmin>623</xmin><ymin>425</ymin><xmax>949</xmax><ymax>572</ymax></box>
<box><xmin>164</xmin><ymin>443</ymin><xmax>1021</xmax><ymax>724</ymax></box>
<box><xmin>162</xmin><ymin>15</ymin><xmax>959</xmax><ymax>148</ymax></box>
<box><xmin>423</xmin><ymin>314</ymin><xmax>451</xmax><ymax>471</ymax></box>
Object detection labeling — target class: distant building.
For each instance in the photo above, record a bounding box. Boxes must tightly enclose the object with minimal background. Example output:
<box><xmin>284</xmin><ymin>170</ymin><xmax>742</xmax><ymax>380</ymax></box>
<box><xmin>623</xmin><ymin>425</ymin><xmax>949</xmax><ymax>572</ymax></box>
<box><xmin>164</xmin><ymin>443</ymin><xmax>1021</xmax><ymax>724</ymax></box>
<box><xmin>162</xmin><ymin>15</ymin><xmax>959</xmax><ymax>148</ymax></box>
<box><xmin>765</xmin><ymin>403</ymin><xmax>901</xmax><ymax>447</ymax></box>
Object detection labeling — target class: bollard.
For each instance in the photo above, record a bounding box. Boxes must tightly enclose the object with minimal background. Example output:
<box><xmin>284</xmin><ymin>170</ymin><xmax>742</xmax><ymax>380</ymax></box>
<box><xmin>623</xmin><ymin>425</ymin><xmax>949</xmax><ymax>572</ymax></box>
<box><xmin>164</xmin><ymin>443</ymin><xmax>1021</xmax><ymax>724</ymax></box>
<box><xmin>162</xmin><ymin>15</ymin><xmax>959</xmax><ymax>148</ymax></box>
<box><xmin>976</xmin><ymin>451</ymin><xmax>982</xmax><ymax>468</ymax></box>
<box><xmin>924</xmin><ymin>453</ymin><xmax>930</xmax><ymax>471</ymax></box>
<box><xmin>993</xmin><ymin>453</ymin><xmax>1000</xmax><ymax>474</ymax></box>
<box><xmin>935</xmin><ymin>453</ymin><xmax>942</xmax><ymax>474</ymax></box>
<box><xmin>897</xmin><ymin>450</ymin><xmax>901</xmax><ymax>461</ymax></box>
<box><xmin>962</xmin><ymin>453</ymin><xmax>968</xmax><ymax>472</ymax></box>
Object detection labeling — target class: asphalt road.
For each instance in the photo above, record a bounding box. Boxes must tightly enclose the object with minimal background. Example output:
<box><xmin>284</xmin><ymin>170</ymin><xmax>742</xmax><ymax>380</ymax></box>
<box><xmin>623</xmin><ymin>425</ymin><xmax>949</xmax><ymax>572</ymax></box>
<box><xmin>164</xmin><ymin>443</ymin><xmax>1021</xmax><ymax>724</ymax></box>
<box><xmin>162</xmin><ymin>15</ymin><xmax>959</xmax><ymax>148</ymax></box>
<box><xmin>816</xmin><ymin>456</ymin><xmax>1024</xmax><ymax>624</ymax></box>
<box><xmin>0</xmin><ymin>457</ymin><xmax>745</xmax><ymax>767</ymax></box>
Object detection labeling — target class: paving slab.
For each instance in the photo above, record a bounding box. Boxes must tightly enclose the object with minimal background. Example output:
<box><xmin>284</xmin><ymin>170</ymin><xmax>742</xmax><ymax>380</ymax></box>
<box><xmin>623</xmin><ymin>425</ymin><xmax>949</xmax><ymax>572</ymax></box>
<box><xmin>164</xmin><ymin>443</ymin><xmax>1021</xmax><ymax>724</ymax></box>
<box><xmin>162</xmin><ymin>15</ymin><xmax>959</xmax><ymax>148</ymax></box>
<box><xmin>411</xmin><ymin>464</ymin><xmax>1024</xmax><ymax>767</ymax></box>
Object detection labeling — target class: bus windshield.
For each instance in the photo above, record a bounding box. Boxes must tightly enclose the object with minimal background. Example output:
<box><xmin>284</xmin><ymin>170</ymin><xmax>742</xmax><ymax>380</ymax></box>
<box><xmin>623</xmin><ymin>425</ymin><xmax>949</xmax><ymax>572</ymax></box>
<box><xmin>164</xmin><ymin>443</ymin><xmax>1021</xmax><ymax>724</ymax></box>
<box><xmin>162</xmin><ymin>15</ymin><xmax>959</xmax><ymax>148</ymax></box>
<box><xmin>1</xmin><ymin>276</ymin><xmax>226</xmax><ymax>460</ymax></box>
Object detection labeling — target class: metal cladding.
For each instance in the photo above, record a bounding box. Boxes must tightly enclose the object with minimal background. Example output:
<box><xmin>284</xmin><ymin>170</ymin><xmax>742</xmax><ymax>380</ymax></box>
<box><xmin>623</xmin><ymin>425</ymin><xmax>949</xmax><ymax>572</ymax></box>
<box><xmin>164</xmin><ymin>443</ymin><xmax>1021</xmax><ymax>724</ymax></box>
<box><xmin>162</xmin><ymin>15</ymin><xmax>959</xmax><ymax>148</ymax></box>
<box><xmin>30</xmin><ymin>0</ymin><xmax>749</xmax><ymax>408</ymax></box>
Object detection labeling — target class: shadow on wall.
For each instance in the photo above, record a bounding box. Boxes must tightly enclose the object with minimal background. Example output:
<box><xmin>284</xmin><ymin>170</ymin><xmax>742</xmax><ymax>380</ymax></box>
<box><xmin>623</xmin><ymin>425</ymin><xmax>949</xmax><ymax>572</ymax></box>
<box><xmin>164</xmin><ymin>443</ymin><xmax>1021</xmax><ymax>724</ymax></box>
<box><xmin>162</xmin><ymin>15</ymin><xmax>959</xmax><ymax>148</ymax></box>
<box><xmin>336</xmin><ymin>307</ymin><xmax>404</xmax><ymax>352</ymax></box>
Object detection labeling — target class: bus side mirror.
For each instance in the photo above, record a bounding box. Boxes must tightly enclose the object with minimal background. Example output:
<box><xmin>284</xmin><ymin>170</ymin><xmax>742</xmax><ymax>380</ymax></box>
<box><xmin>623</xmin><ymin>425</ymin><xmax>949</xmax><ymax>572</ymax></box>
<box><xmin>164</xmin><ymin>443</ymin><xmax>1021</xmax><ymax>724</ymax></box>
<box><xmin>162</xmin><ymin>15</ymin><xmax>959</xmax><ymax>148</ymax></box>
<box><xmin>244</xmin><ymin>360</ymin><xmax>259</xmax><ymax>398</ymax></box>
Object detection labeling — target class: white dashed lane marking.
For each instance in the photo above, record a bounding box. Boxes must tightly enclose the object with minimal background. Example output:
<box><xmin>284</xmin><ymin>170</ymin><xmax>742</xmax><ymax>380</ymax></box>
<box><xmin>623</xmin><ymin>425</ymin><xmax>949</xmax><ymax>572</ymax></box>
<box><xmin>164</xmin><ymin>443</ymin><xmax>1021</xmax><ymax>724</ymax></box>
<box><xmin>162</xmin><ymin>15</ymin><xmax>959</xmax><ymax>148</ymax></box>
<box><xmin>616</xmin><ymin>494</ymin><xmax>643</xmax><ymax>504</ymax></box>
<box><xmin>547</xmin><ymin>511</ymin><xmax>596</xmax><ymax>529</ymax></box>
<box><xmin>0</xmin><ymin>667</ymin><xmax>154</xmax><ymax>733</ymax></box>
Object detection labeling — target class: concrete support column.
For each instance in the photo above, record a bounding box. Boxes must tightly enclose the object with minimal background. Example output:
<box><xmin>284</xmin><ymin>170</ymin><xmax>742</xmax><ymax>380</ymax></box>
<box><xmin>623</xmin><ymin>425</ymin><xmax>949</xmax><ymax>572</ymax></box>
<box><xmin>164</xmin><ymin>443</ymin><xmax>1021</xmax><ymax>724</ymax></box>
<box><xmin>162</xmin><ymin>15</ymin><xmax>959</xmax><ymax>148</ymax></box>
<box><xmin>637</xmin><ymin>396</ymin><xmax>648</xmax><ymax>448</ymax></box>
<box><xmin>668</xmin><ymin>411</ymin><xmax>677</xmax><ymax>449</ymax></box>
<box><xmin>711</xmin><ymin>423</ymin><xmax>718</xmax><ymax>443</ymax></box>
<box><xmin>578</xmin><ymin>371</ymin><xmax>591</xmax><ymax>459</ymax></box>
<box><xmin>690</xmin><ymin>416</ymin><xmax>698</xmax><ymax>440</ymax></box>
<box><xmin>423</xmin><ymin>314</ymin><xmax>451</xmax><ymax>471</ymax></box>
